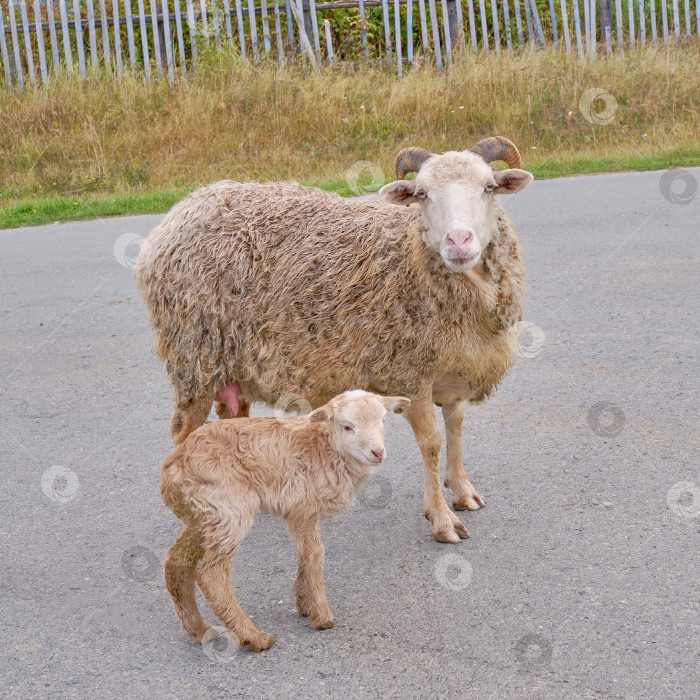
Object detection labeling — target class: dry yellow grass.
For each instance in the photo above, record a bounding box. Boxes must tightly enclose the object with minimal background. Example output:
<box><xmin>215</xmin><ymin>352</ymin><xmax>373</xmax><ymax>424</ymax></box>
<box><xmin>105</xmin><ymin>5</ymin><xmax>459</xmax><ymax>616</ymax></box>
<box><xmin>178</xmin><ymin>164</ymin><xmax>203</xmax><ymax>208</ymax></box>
<box><xmin>1</xmin><ymin>42</ymin><xmax>699</xmax><ymax>206</ymax></box>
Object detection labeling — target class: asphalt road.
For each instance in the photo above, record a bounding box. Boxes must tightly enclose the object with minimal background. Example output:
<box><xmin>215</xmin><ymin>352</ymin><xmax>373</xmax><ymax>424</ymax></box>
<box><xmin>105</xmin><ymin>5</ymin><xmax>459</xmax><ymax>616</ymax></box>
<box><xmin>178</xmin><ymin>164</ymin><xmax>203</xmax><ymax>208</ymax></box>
<box><xmin>1</xmin><ymin>168</ymin><xmax>698</xmax><ymax>699</ymax></box>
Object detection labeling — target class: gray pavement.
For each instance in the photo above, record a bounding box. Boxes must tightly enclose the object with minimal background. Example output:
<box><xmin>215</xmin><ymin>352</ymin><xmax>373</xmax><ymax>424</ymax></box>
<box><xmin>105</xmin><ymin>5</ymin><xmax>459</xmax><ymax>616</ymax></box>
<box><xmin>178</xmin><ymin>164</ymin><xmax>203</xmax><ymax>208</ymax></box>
<box><xmin>1</xmin><ymin>168</ymin><xmax>698</xmax><ymax>699</ymax></box>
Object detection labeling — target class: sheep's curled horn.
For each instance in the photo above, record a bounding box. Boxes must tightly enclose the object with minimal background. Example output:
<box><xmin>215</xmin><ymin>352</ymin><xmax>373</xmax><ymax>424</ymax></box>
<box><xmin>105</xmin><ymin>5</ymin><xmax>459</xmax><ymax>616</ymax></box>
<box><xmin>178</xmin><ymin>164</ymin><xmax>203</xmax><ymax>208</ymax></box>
<box><xmin>395</xmin><ymin>147</ymin><xmax>434</xmax><ymax>179</ymax></box>
<box><xmin>469</xmin><ymin>136</ymin><xmax>522</xmax><ymax>169</ymax></box>
<box><xmin>394</xmin><ymin>136</ymin><xmax>522</xmax><ymax>179</ymax></box>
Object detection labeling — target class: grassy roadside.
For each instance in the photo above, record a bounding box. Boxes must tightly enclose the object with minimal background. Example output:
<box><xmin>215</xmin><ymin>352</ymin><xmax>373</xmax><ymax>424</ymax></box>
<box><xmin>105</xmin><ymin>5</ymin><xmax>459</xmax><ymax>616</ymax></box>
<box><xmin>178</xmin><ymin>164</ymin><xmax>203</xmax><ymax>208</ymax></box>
<box><xmin>3</xmin><ymin>146</ymin><xmax>699</xmax><ymax>229</ymax></box>
<box><xmin>2</xmin><ymin>43</ymin><xmax>699</xmax><ymax>229</ymax></box>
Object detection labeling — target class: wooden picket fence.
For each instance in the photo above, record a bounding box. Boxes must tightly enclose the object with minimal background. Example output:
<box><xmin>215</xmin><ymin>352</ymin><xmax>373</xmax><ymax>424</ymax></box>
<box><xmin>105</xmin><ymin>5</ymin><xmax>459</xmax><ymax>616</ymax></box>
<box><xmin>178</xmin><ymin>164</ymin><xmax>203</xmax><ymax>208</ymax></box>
<box><xmin>1</xmin><ymin>0</ymin><xmax>699</xmax><ymax>89</ymax></box>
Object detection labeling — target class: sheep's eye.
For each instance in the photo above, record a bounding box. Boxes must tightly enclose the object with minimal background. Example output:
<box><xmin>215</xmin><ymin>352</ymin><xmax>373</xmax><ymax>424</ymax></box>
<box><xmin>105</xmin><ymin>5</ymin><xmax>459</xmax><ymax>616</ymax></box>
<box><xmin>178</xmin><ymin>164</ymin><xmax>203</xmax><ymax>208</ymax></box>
<box><xmin>484</xmin><ymin>183</ymin><xmax>495</xmax><ymax>194</ymax></box>
<box><xmin>343</xmin><ymin>425</ymin><xmax>354</xmax><ymax>432</ymax></box>
<box><xmin>416</xmin><ymin>190</ymin><xmax>427</xmax><ymax>201</ymax></box>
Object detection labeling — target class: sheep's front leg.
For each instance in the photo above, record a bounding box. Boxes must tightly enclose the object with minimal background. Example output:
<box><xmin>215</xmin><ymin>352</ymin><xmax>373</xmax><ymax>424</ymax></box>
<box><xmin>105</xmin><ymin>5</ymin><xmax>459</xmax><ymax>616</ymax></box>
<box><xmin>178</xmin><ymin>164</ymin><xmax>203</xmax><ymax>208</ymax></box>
<box><xmin>442</xmin><ymin>400</ymin><xmax>486</xmax><ymax>511</ymax></box>
<box><xmin>288</xmin><ymin>515</ymin><xmax>334</xmax><ymax>630</ymax></box>
<box><xmin>405</xmin><ymin>398</ymin><xmax>470</xmax><ymax>543</ymax></box>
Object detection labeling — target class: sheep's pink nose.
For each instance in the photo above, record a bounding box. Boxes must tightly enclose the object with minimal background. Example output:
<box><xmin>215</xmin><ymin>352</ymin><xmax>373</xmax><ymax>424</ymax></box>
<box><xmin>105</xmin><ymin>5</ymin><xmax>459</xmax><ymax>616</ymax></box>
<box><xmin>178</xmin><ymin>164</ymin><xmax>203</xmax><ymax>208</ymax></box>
<box><xmin>446</xmin><ymin>231</ymin><xmax>473</xmax><ymax>249</ymax></box>
<box><xmin>371</xmin><ymin>449</ymin><xmax>385</xmax><ymax>460</ymax></box>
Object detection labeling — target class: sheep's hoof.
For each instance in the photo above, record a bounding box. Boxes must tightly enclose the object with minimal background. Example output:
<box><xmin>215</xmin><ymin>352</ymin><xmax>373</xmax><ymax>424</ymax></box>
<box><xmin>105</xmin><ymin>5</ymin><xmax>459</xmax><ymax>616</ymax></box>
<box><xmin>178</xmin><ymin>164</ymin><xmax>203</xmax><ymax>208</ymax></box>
<box><xmin>311</xmin><ymin>617</ymin><xmax>334</xmax><ymax>630</ymax></box>
<box><xmin>452</xmin><ymin>496</ymin><xmax>483</xmax><ymax>511</ymax></box>
<box><xmin>434</xmin><ymin>526</ymin><xmax>468</xmax><ymax>543</ymax></box>
<box><xmin>448</xmin><ymin>480</ymin><xmax>486</xmax><ymax>511</ymax></box>
<box><xmin>240</xmin><ymin>632</ymin><xmax>276</xmax><ymax>652</ymax></box>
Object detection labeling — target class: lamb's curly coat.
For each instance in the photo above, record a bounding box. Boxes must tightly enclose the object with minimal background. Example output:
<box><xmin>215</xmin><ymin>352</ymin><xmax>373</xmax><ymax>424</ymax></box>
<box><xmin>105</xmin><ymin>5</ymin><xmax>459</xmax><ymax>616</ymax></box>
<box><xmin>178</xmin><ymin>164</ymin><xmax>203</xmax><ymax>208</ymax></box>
<box><xmin>136</xmin><ymin>180</ymin><xmax>524</xmax><ymax>409</ymax></box>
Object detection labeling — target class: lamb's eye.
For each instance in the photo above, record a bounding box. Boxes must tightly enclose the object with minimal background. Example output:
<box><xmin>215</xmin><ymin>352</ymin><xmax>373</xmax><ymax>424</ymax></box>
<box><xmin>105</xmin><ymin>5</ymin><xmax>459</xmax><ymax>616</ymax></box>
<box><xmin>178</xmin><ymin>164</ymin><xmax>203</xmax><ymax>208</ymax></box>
<box><xmin>484</xmin><ymin>183</ymin><xmax>495</xmax><ymax>194</ymax></box>
<box><xmin>416</xmin><ymin>190</ymin><xmax>427</xmax><ymax>201</ymax></box>
<box><xmin>344</xmin><ymin>425</ymin><xmax>354</xmax><ymax>432</ymax></box>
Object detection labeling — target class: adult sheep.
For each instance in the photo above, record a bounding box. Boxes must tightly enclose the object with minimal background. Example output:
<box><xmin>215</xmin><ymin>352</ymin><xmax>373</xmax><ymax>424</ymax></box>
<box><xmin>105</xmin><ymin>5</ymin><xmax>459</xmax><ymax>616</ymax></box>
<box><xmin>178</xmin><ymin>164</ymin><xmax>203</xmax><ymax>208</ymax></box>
<box><xmin>136</xmin><ymin>136</ymin><xmax>534</xmax><ymax>544</ymax></box>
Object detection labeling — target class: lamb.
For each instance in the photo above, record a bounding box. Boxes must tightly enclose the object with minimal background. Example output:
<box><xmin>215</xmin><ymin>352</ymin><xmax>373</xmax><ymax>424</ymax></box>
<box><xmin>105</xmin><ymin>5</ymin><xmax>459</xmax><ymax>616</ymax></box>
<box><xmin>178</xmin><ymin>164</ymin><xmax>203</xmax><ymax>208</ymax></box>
<box><xmin>160</xmin><ymin>390</ymin><xmax>410</xmax><ymax>652</ymax></box>
<box><xmin>136</xmin><ymin>136</ymin><xmax>534</xmax><ymax>544</ymax></box>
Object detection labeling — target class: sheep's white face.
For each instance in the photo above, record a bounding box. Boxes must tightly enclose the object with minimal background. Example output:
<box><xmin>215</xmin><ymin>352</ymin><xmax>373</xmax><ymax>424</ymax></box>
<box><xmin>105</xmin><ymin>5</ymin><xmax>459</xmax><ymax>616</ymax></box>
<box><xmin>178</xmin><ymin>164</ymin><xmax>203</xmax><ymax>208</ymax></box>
<box><xmin>379</xmin><ymin>151</ymin><xmax>533</xmax><ymax>272</ymax></box>
<box><xmin>308</xmin><ymin>391</ymin><xmax>410</xmax><ymax>466</ymax></box>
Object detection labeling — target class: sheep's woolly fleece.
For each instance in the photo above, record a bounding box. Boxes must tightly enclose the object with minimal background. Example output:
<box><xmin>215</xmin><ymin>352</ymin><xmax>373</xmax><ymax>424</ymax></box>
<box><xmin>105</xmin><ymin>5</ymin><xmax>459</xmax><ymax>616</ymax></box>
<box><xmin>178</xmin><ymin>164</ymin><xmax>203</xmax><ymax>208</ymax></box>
<box><xmin>136</xmin><ymin>181</ymin><xmax>526</xmax><ymax>408</ymax></box>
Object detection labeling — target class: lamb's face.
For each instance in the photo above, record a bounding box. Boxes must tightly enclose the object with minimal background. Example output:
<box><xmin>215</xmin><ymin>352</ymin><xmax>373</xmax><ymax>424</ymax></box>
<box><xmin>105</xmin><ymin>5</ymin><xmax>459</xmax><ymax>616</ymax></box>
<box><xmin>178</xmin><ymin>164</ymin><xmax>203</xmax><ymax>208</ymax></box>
<box><xmin>309</xmin><ymin>391</ymin><xmax>410</xmax><ymax>466</ymax></box>
<box><xmin>380</xmin><ymin>151</ymin><xmax>533</xmax><ymax>273</ymax></box>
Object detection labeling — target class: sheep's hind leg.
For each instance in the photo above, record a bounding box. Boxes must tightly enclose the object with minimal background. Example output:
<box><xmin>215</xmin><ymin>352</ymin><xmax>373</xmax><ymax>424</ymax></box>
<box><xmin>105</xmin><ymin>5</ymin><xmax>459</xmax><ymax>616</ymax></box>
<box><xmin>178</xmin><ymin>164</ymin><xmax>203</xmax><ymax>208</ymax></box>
<box><xmin>196</xmin><ymin>546</ymin><xmax>276</xmax><ymax>652</ymax></box>
<box><xmin>164</xmin><ymin>527</ymin><xmax>213</xmax><ymax>643</ymax></box>
<box><xmin>171</xmin><ymin>395</ymin><xmax>212</xmax><ymax>446</ymax></box>
<box><xmin>404</xmin><ymin>398</ymin><xmax>470</xmax><ymax>544</ymax></box>
<box><xmin>442</xmin><ymin>401</ymin><xmax>485</xmax><ymax>511</ymax></box>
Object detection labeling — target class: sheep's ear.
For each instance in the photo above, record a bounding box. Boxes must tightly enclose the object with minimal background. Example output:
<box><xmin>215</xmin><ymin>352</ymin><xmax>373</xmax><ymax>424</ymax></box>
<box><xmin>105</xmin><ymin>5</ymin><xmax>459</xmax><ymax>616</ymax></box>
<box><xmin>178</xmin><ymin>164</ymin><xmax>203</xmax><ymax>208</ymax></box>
<box><xmin>308</xmin><ymin>407</ymin><xmax>333</xmax><ymax>422</ymax></box>
<box><xmin>493</xmin><ymin>169</ymin><xmax>534</xmax><ymax>194</ymax></box>
<box><xmin>381</xmin><ymin>396</ymin><xmax>411</xmax><ymax>414</ymax></box>
<box><xmin>379</xmin><ymin>180</ymin><xmax>418</xmax><ymax>206</ymax></box>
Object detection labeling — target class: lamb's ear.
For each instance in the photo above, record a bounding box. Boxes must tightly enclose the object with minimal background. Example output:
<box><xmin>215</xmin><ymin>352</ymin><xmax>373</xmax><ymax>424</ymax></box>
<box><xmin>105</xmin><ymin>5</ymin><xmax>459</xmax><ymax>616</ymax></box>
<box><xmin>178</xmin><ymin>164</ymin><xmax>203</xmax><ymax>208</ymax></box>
<box><xmin>379</xmin><ymin>180</ymin><xmax>418</xmax><ymax>206</ymax></box>
<box><xmin>493</xmin><ymin>169</ymin><xmax>534</xmax><ymax>194</ymax></box>
<box><xmin>381</xmin><ymin>396</ymin><xmax>411</xmax><ymax>414</ymax></box>
<box><xmin>308</xmin><ymin>407</ymin><xmax>333</xmax><ymax>422</ymax></box>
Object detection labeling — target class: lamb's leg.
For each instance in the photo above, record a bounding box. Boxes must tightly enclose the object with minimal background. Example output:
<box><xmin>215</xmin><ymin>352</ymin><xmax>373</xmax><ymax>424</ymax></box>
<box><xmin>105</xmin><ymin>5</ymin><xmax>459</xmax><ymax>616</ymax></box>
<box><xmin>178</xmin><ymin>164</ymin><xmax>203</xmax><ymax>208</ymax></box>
<box><xmin>171</xmin><ymin>395</ymin><xmax>212</xmax><ymax>446</ymax></box>
<box><xmin>404</xmin><ymin>398</ymin><xmax>470</xmax><ymax>544</ymax></box>
<box><xmin>288</xmin><ymin>515</ymin><xmax>333</xmax><ymax>630</ymax></box>
<box><xmin>442</xmin><ymin>400</ymin><xmax>485</xmax><ymax>511</ymax></box>
<box><xmin>196</xmin><ymin>547</ymin><xmax>276</xmax><ymax>652</ymax></box>
<box><xmin>164</xmin><ymin>527</ymin><xmax>212</xmax><ymax>642</ymax></box>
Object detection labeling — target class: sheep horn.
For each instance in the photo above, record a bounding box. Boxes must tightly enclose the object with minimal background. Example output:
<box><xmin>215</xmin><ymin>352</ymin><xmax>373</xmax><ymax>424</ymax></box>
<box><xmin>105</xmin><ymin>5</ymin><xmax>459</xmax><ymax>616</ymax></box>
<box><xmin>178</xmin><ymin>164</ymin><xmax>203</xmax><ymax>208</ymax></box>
<box><xmin>470</xmin><ymin>136</ymin><xmax>522</xmax><ymax>169</ymax></box>
<box><xmin>395</xmin><ymin>147</ymin><xmax>434</xmax><ymax>179</ymax></box>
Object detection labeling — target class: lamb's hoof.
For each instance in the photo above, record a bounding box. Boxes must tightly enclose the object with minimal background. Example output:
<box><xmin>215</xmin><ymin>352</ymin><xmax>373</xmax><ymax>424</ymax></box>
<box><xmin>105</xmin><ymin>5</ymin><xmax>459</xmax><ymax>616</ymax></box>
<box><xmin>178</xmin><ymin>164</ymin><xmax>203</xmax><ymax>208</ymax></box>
<box><xmin>311</xmin><ymin>617</ymin><xmax>334</xmax><ymax>630</ymax></box>
<box><xmin>240</xmin><ymin>632</ymin><xmax>276</xmax><ymax>652</ymax></box>
<box><xmin>200</xmin><ymin>627</ymin><xmax>220</xmax><ymax>644</ymax></box>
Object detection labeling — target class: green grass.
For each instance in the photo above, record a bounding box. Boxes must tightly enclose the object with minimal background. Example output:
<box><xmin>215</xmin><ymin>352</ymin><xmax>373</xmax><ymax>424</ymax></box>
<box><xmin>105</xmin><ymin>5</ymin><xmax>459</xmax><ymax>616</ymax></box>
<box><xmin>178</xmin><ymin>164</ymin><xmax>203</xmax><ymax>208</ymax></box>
<box><xmin>3</xmin><ymin>147</ymin><xmax>698</xmax><ymax>230</ymax></box>
<box><xmin>0</xmin><ymin>189</ymin><xmax>192</xmax><ymax>230</ymax></box>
